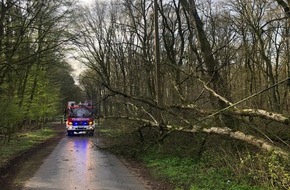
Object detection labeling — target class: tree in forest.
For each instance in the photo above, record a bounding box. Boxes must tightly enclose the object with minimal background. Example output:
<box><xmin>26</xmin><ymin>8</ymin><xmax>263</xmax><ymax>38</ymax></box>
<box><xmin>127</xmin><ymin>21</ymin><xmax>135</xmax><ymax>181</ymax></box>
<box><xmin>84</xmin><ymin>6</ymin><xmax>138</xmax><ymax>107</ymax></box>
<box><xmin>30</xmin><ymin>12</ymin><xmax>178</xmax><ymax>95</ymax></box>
<box><xmin>68</xmin><ymin>0</ymin><xmax>290</xmax><ymax>188</ymax></box>
<box><xmin>0</xmin><ymin>0</ymin><xmax>78</xmax><ymax>142</ymax></box>
<box><xmin>71</xmin><ymin>0</ymin><xmax>290</xmax><ymax>158</ymax></box>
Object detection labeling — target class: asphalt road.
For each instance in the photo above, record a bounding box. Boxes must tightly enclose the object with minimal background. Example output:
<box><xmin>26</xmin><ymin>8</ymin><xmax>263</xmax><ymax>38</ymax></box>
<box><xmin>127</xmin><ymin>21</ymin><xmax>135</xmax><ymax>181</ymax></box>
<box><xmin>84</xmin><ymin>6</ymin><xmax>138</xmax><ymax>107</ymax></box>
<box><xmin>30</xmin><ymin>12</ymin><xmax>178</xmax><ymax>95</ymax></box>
<box><xmin>23</xmin><ymin>135</ymin><xmax>147</xmax><ymax>190</ymax></box>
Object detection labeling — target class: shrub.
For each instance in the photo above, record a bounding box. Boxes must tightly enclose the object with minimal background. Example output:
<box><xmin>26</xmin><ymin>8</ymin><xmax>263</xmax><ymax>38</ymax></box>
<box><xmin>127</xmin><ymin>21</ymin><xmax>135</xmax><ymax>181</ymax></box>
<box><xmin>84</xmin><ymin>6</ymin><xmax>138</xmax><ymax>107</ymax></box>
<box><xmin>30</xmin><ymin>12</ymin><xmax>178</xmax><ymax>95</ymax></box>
<box><xmin>238</xmin><ymin>152</ymin><xmax>290</xmax><ymax>190</ymax></box>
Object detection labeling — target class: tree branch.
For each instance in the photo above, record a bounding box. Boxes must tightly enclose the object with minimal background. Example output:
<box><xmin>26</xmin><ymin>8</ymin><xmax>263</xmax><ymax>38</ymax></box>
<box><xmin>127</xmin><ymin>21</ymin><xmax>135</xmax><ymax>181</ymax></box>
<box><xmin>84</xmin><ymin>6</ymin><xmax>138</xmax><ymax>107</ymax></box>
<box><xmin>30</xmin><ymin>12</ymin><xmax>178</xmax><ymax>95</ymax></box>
<box><xmin>109</xmin><ymin>115</ymin><xmax>289</xmax><ymax>157</ymax></box>
<box><xmin>196</xmin><ymin>77</ymin><xmax>290</xmax><ymax>125</ymax></box>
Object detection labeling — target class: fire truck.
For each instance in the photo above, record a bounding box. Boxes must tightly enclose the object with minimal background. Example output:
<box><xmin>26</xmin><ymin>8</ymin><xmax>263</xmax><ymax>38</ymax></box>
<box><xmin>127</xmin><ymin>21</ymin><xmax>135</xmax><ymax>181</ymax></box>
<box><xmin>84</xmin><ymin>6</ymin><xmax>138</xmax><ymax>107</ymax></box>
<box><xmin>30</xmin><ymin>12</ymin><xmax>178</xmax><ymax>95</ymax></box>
<box><xmin>65</xmin><ymin>101</ymin><xmax>95</xmax><ymax>136</ymax></box>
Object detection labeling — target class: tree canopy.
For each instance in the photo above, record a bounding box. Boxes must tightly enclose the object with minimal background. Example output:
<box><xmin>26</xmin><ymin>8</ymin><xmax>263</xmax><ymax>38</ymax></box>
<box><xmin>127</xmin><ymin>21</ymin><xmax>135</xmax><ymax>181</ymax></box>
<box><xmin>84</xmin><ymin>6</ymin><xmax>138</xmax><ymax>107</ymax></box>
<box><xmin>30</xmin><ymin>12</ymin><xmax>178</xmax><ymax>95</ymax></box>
<box><xmin>71</xmin><ymin>0</ymin><xmax>290</xmax><ymax>156</ymax></box>
<box><xmin>1</xmin><ymin>0</ymin><xmax>290</xmax><ymax>154</ymax></box>
<box><xmin>0</xmin><ymin>0</ymin><xmax>84</xmax><ymax>142</ymax></box>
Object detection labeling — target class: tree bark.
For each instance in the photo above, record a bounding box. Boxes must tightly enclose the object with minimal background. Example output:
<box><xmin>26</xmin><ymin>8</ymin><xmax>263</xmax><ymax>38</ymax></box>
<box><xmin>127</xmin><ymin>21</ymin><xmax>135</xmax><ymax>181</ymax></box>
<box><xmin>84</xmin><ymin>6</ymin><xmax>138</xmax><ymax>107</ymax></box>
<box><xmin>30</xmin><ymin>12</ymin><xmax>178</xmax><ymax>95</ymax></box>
<box><xmin>106</xmin><ymin>115</ymin><xmax>289</xmax><ymax>157</ymax></box>
<box><xmin>179</xmin><ymin>0</ymin><xmax>239</xmax><ymax>129</ymax></box>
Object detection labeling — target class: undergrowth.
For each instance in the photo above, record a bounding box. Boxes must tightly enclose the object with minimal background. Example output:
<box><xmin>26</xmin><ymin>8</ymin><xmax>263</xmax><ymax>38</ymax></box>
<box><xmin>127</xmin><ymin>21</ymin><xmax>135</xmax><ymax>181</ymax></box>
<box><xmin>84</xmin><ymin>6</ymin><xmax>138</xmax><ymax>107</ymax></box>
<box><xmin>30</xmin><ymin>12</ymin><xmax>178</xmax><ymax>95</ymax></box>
<box><xmin>0</xmin><ymin>127</ymin><xmax>55</xmax><ymax>168</ymax></box>
<box><xmin>99</xmin><ymin>119</ymin><xmax>290</xmax><ymax>190</ymax></box>
<box><xmin>141</xmin><ymin>149</ymin><xmax>255</xmax><ymax>189</ymax></box>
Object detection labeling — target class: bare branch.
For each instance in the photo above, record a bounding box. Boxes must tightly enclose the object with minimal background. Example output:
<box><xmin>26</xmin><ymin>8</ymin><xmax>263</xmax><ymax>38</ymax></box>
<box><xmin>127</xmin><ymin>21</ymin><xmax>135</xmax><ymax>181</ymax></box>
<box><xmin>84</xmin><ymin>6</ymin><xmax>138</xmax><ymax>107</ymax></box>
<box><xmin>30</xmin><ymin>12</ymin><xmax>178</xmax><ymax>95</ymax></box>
<box><xmin>197</xmin><ymin>127</ymin><xmax>289</xmax><ymax>157</ymax></box>
<box><xmin>231</xmin><ymin>109</ymin><xmax>289</xmax><ymax>125</ymax></box>
<box><xmin>112</xmin><ymin>115</ymin><xmax>289</xmax><ymax>157</ymax></box>
<box><xmin>196</xmin><ymin>77</ymin><xmax>290</xmax><ymax>125</ymax></box>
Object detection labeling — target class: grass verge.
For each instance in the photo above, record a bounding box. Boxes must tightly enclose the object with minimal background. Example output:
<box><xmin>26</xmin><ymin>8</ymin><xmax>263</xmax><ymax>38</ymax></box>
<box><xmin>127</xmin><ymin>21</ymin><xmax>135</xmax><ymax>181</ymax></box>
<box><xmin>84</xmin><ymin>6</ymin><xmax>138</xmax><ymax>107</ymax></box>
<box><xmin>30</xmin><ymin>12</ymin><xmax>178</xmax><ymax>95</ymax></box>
<box><xmin>98</xmin><ymin>120</ymin><xmax>290</xmax><ymax>190</ymax></box>
<box><xmin>141</xmin><ymin>149</ymin><xmax>263</xmax><ymax>190</ymax></box>
<box><xmin>0</xmin><ymin>126</ymin><xmax>56</xmax><ymax>169</ymax></box>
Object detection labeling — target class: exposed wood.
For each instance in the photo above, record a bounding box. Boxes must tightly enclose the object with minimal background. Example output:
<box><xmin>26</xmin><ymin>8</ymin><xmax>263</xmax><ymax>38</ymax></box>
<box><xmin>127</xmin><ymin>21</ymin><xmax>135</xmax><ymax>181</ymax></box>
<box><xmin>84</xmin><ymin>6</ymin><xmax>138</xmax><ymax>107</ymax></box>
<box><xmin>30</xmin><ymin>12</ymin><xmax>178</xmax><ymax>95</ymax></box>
<box><xmin>198</xmin><ymin>127</ymin><xmax>289</xmax><ymax>157</ymax></box>
<box><xmin>197</xmin><ymin>77</ymin><xmax>236</xmax><ymax>108</ymax></box>
<box><xmin>107</xmin><ymin>115</ymin><xmax>289</xmax><ymax>157</ymax></box>
<box><xmin>231</xmin><ymin>109</ymin><xmax>289</xmax><ymax>125</ymax></box>
<box><xmin>195</xmin><ymin>77</ymin><xmax>290</xmax><ymax>125</ymax></box>
<box><xmin>104</xmin><ymin>77</ymin><xmax>290</xmax><ymax>126</ymax></box>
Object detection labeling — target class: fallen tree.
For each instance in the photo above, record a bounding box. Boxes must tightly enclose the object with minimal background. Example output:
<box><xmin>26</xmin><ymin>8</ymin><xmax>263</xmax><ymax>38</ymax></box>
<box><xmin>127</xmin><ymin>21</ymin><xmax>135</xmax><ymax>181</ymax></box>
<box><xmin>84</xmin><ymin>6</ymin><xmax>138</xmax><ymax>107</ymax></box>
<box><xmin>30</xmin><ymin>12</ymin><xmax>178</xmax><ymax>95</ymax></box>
<box><xmin>106</xmin><ymin>115</ymin><xmax>289</xmax><ymax>157</ymax></box>
<box><xmin>230</xmin><ymin>109</ymin><xmax>289</xmax><ymax>125</ymax></box>
<box><xmin>194</xmin><ymin>77</ymin><xmax>290</xmax><ymax>125</ymax></box>
<box><xmin>102</xmin><ymin>76</ymin><xmax>290</xmax><ymax>157</ymax></box>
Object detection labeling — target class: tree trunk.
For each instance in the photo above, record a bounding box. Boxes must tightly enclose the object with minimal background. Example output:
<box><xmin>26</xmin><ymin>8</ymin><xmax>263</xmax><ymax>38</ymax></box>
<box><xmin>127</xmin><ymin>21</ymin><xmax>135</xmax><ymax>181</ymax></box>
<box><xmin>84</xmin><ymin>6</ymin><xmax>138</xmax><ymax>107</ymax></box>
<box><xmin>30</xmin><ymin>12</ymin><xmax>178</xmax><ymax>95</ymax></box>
<box><xmin>180</xmin><ymin>0</ymin><xmax>234</xmax><ymax>127</ymax></box>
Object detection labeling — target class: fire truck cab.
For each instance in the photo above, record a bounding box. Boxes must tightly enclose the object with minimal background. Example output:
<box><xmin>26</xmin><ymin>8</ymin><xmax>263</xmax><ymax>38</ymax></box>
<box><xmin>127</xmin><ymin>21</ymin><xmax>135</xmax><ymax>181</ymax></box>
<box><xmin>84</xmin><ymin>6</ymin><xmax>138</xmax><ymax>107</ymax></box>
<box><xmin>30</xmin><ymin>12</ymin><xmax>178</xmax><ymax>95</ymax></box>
<box><xmin>65</xmin><ymin>101</ymin><xmax>95</xmax><ymax>136</ymax></box>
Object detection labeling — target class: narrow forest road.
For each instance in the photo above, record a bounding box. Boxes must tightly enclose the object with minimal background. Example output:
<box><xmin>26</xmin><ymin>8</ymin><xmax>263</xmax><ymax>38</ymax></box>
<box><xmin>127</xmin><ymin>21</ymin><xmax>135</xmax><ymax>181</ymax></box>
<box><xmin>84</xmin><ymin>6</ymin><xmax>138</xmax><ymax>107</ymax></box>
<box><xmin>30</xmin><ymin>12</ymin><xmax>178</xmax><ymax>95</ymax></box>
<box><xmin>22</xmin><ymin>134</ymin><xmax>147</xmax><ymax>190</ymax></box>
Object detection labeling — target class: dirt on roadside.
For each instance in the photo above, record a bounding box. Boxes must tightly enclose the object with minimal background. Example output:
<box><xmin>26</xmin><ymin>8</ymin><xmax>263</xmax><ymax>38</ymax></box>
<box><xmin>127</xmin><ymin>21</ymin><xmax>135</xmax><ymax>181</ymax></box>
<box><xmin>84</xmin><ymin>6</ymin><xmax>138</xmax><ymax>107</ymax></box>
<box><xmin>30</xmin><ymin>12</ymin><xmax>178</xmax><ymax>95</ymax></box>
<box><xmin>0</xmin><ymin>123</ymin><xmax>65</xmax><ymax>190</ymax></box>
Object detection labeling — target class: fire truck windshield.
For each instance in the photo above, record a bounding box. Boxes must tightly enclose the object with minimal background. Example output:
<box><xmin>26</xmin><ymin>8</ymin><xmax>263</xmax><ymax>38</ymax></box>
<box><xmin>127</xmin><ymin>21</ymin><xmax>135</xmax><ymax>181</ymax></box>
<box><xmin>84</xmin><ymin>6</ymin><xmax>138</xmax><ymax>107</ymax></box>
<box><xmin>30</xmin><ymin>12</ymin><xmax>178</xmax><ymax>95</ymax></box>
<box><xmin>69</xmin><ymin>107</ymin><xmax>92</xmax><ymax>117</ymax></box>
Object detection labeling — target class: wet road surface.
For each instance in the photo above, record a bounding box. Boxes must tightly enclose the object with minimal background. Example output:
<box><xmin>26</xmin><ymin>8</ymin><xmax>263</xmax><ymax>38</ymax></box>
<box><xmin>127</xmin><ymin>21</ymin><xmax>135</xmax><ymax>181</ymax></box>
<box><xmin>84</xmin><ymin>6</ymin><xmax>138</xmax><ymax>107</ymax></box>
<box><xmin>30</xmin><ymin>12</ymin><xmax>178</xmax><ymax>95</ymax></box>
<box><xmin>23</xmin><ymin>136</ymin><xmax>147</xmax><ymax>190</ymax></box>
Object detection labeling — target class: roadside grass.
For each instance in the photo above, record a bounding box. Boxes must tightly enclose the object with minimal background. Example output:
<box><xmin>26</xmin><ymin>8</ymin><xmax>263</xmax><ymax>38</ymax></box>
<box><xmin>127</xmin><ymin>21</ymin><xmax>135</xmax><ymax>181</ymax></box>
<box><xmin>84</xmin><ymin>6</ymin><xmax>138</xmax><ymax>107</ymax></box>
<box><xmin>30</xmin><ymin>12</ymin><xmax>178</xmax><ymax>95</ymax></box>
<box><xmin>141</xmin><ymin>149</ymin><xmax>263</xmax><ymax>190</ymax></box>
<box><xmin>142</xmin><ymin>143</ymin><xmax>290</xmax><ymax>190</ymax></box>
<box><xmin>98</xmin><ymin>120</ymin><xmax>290</xmax><ymax>190</ymax></box>
<box><xmin>0</xmin><ymin>127</ymin><xmax>55</xmax><ymax>168</ymax></box>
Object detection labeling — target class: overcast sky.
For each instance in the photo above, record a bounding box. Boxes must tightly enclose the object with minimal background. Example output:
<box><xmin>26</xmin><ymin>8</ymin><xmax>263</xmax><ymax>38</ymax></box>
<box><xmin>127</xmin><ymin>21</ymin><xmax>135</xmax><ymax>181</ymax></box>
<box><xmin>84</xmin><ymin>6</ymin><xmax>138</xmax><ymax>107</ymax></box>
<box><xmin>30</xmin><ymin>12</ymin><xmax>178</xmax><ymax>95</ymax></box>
<box><xmin>78</xmin><ymin>0</ymin><xmax>94</xmax><ymax>5</ymax></box>
<box><xmin>69</xmin><ymin>0</ymin><xmax>93</xmax><ymax>84</ymax></box>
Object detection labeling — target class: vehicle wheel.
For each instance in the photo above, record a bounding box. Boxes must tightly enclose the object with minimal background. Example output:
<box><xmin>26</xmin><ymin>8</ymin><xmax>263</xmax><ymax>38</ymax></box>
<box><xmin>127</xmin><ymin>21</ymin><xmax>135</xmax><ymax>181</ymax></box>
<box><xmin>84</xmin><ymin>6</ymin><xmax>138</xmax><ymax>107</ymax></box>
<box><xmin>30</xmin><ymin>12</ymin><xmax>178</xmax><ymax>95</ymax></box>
<box><xmin>67</xmin><ymin>131</ymin><xmax>73</xmax><ymax>136</ymax></box>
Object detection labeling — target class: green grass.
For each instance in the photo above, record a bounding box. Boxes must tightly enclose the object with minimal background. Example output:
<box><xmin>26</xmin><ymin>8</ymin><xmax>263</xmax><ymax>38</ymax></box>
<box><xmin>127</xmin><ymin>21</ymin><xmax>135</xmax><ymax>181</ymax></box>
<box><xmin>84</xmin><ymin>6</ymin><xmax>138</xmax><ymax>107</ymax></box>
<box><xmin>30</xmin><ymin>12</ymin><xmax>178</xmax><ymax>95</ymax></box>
<box><xmin>97</xmin><ymin>120</ymin><xmax>290</xmax><ymax>190</ymax></box>
<box><xmin>0</xmin><ymin>127</ymin><xmax>55</xmax><ymax>167</ymax></box>
<box><xmin>141</xmin><ymin>150</ymin><xmax>263</xmax><ymax>190</ymax></box>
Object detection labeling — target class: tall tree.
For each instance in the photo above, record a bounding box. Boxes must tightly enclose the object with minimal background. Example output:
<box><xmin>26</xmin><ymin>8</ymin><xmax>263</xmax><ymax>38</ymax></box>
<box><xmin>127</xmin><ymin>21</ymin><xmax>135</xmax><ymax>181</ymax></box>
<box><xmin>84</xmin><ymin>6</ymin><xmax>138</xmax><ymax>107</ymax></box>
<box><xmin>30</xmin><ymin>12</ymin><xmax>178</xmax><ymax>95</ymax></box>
<box><xmin>0</xmin><ymin>0</ymin><xmax>77</xmax><ymax>141</ymax></box>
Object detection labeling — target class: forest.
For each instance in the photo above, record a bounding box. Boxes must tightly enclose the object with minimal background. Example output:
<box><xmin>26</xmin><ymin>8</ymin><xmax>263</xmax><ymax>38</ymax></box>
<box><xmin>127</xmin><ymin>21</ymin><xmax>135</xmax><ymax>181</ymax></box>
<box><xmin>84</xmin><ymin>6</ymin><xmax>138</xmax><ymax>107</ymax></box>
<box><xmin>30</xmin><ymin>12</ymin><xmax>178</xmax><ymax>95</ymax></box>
<box><xmin>0</xmin><ymin>0</ymin><xmax>290</xmax><ymax>189</ymax></box>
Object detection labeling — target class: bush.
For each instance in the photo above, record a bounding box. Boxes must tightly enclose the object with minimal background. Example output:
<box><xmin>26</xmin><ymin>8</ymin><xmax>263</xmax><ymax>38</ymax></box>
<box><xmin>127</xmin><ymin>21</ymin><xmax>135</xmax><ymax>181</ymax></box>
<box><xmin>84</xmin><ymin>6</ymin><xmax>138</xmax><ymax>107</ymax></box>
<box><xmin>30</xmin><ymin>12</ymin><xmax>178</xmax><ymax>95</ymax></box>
<box><xmin>141</xmin><ymin>148</ymin><xmax>264</xmax><ymax>190</ymax></box>
<box><xmin>97</xmin><ymin>119</ymin><xmax>289</xmax><ymax>189</ymax></box>
<box><xmin>238</xmin><ymin>152</ymin><xmax>290</xmax><ymax>190</ymax></box>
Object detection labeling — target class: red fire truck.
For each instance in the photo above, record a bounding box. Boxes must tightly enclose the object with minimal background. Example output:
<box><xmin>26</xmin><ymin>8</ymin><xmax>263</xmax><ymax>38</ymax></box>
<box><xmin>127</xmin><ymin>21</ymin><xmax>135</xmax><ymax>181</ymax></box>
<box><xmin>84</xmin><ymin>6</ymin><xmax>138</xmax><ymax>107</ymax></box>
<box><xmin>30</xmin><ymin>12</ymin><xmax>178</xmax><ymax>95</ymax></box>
<box><xmin>65</xmin><ymin>101</ymin><xmax>95</xmax><ymax>136</ymax></box>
